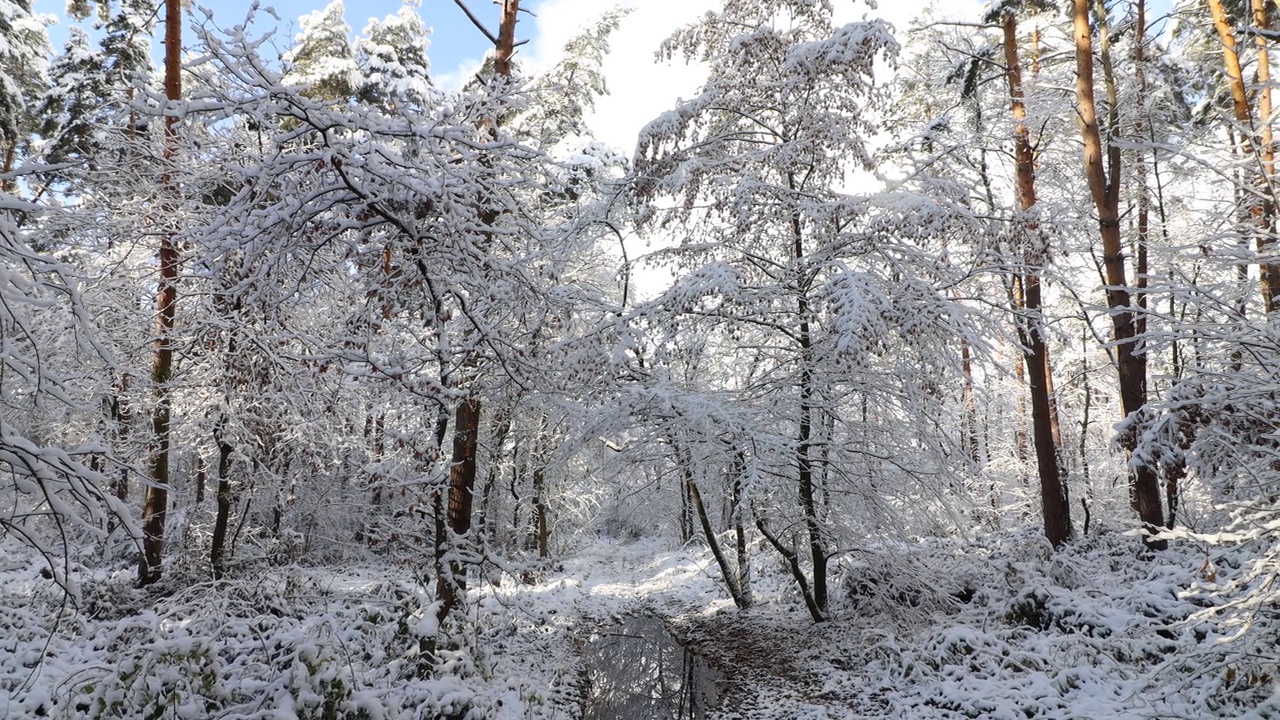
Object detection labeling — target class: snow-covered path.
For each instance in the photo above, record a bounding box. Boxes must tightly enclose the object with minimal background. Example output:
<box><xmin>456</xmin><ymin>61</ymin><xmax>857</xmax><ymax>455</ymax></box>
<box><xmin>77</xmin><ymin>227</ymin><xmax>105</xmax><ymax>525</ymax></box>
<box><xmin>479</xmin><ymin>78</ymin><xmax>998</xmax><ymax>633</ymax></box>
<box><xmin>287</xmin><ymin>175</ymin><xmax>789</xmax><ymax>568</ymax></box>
<box><xmin>516</xmin><ymin>538</ymin><xmax>870</xmax><ymax>719</ymax></box>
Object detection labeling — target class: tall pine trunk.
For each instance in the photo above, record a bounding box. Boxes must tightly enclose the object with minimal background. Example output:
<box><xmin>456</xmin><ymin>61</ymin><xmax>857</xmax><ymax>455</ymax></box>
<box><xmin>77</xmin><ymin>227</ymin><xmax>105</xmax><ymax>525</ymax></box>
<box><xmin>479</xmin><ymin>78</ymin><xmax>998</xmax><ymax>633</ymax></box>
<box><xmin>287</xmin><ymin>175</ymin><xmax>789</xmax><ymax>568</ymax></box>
<box><xmin>1207</xmin><ymin>0</ymin><xmax>1279</xmax><ymax>311</ymax></box>
<box><xmin>1003</xmin><ymin>11</ymin><xmax>1071</xmax><ymax>547</ymax></box>
<box><xmin>439</xmin><ymin>397</ymin><xmax>481</xmax><ymax>619</ymax></box>
<box><xmin>139</xmin><ymin>0</ymin><xmax>183</xmax><ymax>585</ymax></box>
<box><xmin>438</xmin><ymin>0</ymin><xmax>521</xmax><ymax>620</ymax></box>
<box><xmin>1074</xmin><ymin>0</ymin><xmax>1166</xmax><ymax>546</ymax></box>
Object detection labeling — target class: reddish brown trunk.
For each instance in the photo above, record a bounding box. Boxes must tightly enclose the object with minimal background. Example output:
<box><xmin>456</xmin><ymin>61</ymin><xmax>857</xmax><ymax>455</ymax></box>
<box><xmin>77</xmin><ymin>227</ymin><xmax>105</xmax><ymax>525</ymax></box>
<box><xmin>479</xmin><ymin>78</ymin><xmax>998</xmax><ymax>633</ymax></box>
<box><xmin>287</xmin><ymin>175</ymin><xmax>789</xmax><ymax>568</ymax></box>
<box><xmin>494</xmin><ymin>1</ymin><xmax>520</xmax><ymax>78</ymax></box>
<box><xmin>139</xmin><ymin>0</ymin><xmax>183</xmax><ymax>585</ymax></box>
<box><xmin>1004</xmin><ymin>12</ymin><xmax>1071</xmax><ymax>547</ymax></box>
<box><xmin>1207</xmin><ymin>0</ymin><xmax>1280</xmax><ymax>311</ymax></box>
<box><xmin>1208</xmin><ymin>0</ymin><xmax>1252</xmax><ymax>123</ymax></box>
<box><xmin>447</xmin><ymin>399</ymin><xmax>481</xmax><ymax>538</ymax></box>
<box><xmin>1254</xmin><ymin>0</ymin><xmax>1279</xmax><ymax>310</ymax></box>
<box><xmin>1074</xmin><ymin>0</ymin><xmax>1165</xmax><ymax>545</ymax></box>
<box><xmin>438</xmin><ymin>397</ymin><xmax>481</xmax><ymax>618</ymax></box>
<box><xmin>437</xmin><ymin>0</ymin><xmax>521</xmax><ymax>618</ymax></box>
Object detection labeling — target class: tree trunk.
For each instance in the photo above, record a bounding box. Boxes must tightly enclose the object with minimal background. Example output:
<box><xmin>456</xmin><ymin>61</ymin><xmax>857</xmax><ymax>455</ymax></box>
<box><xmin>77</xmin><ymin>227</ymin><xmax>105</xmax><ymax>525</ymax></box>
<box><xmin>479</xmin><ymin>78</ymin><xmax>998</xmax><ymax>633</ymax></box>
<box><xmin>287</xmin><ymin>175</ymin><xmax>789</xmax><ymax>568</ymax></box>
<box><xmin>494</xmin><ymin>1</ymin><xmax>520</xmax><ymax>78</ymax></box>
<box><xmin>1134</xmin><ymin>0</ymin><xmax>1186</xmax><ymax>527</ymax></box>
<box><xmin>1014</xmin><ymin>359</ymin><xmax>1030</xmax><ymax>489</ymax></box>
<box><xmin>195</xmin><ymin>455</ymin><xmax>206</xmax><ymax>505</ymax></box>
<box><xmin>1207</xmin><ymin>0</ymin><xmax>1280</xmax><ymax>309</ymax></box>
<box><xmin>210</xmin><ymin>418</ymin><xmax>234</xmax><ymax>580</ymax></box>
<box><xmin>430</xmin><ymin>399</ymin><xmax>451</xmax><ymax>618</ymax></box>
<box><xmin>371</xmin><ymin>412</ymin><xmax>385</xmax><ymax>509</ymax></box>
<box><xmin>729</xmin><ymin>448</ymin><xmax>752</xmax><ymax>608</ymax></box>
<box><xmin>1078</xmin><ymin>324</ymin><xmax>1094</xmax><ymax>496</ymax></box>
<box><xmin>530</xmin><ymin>421</ymin><xmax>550</xmax><ymax>559</ymax></box>
<box><xmin>688</xmin><ymin>477</ymin><xmax>751</xmax><ymax>610</ymax></box>
<box><xmin>1</xmin><ymin>142</ymin><xmax>15</xmax><ymax>194</ymax></box>
<box><xmin>678</xmin><ymin>461</ymin><xmax>693</xmax><ymax>543</ymax></box>
<box><xmin>478</xmin><ymin>400</ymin><xmax>515</xmax><ymax>544</ymax></box>
<box><xmin>961</xmin><ymin>339</ymin><xmax>980</xmax><ymax>465</ymax></box>
<box><xmin>1254</xmin><ymin>0</ymin><xmax>1279</xmax><ymax>310</ymax></box>
<box><xmin>111</xmin><ymin>375</ymin><xmax>131</xmax><ymax>501</ymax></box>
<box><xmin>1003</xmin><ymin>11</ymin><xmax>1072</xmax><ymax>547</ymax></box>
<box><xmin>788</xmin><ymin>174</ymin><xmax>827</xmax><ymax>615</ymax></box>
<box><xmin>438</xmin><ymin>396</ymin><xmax>480</xmax><ymax>620</ymax></box>
<box><xmin>139</xmin><ymin>0</ymin><xmax>183</xmax><ymax>586</ymax></box>
<box><xmin>756</xmin><ymin>513</ymin><xmax>823</xmax><ymax>623</ymax></box>
<box><xmin>1074</xmin><ymin>0</ymin><xmax>1166</xmax><ymax>546</ymax></box>
<box><xmin>437</xmin><ymin>0</ymin><xmax>522</xmax><ymax>619</ymax></box>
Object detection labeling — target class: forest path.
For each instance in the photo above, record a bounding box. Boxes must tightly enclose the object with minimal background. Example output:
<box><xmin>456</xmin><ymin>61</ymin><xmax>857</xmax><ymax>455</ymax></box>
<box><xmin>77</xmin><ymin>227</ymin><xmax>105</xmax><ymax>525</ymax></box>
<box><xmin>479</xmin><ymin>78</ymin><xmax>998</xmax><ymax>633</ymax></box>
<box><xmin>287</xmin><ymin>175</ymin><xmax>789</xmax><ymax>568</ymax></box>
<box><xmin>556</xmin><ymin>537</ymin><xmax>735</xmax><ymax>623</ymax></box>
<box><xmin>538</xmin><ymin>538</ymin><xmax>876</xmax><ymax>719</ymax></box>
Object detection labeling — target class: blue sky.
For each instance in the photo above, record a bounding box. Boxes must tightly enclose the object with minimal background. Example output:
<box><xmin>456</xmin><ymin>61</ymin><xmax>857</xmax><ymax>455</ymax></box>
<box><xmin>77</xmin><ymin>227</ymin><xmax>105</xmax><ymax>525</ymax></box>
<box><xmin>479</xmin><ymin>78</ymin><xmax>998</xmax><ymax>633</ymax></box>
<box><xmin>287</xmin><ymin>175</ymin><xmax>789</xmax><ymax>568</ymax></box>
<box><xmin>33</xmin><ymin>0</ymin><xmax>522</xmax><ymax>85</ymax></box>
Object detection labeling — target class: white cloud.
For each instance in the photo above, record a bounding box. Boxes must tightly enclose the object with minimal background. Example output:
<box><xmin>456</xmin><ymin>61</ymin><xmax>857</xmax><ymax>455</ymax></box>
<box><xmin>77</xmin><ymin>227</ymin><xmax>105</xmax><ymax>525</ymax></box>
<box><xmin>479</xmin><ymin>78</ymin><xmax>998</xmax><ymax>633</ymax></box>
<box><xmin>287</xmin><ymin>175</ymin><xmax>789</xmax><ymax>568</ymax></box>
<box><xmin>436</xmin><ymin>56</ymin><xmax>485</xmax><ymax>91</ymax></box>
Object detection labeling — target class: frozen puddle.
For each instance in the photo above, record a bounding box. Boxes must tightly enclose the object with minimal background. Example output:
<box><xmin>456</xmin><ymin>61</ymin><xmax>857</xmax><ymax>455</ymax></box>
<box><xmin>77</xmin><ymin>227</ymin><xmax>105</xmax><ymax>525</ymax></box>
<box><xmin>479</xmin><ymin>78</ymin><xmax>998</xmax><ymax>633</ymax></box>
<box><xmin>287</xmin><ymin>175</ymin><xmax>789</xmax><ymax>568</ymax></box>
<box><xmin>582</xmin><ymin>615</ymin><xmax>723</xmax><ymax>719</ymax></box>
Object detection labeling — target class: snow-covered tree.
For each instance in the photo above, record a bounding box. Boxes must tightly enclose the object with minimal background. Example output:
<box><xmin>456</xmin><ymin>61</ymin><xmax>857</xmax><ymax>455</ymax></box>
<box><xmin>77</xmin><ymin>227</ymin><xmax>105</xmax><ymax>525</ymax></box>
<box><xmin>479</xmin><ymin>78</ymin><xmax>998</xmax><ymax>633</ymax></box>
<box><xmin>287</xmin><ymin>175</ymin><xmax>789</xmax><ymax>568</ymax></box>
<box><xmin>631</xmin><ymin>0</ymin><xmax>976</xmax><ymax>621</ymax></box>
<box><xmin>284</xmin><ymin>0</ymin><xmax>358</xmax><ymax>101</ymax></box>
<box><xmin>36</xmin><ymin>0</ymin><xmax>152</xmax><ymax>186</ymax></box>
<box><xmin>357</xmin><ymin>3</ymin><xmax>432</xmax><ymax>109</ymax></box>
<box><xmin>0</xmin><ymin>0</ymin><xmax>49</xmax><ymax>182</ymax></box>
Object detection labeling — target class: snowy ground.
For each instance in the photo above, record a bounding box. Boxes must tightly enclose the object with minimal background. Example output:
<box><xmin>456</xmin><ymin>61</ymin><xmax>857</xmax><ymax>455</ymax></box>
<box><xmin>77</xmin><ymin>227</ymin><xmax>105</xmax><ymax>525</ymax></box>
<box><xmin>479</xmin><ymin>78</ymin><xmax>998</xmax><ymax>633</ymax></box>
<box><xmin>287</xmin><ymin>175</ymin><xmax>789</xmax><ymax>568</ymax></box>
<box><xmin>2</xmin><ymin>529</ymin><xmax>1279</xmax><ymax>718</ymax></box>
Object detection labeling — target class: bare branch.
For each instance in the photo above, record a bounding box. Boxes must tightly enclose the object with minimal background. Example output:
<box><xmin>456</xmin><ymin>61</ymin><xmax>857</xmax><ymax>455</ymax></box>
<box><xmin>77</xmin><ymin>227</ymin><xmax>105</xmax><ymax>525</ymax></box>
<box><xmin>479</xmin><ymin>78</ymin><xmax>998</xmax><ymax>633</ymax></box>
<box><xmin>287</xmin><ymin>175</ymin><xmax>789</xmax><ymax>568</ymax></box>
<box><xmin>451</xmin><ymin>0</ymin><xmax>498</xmax><ymax>46</ymax></box>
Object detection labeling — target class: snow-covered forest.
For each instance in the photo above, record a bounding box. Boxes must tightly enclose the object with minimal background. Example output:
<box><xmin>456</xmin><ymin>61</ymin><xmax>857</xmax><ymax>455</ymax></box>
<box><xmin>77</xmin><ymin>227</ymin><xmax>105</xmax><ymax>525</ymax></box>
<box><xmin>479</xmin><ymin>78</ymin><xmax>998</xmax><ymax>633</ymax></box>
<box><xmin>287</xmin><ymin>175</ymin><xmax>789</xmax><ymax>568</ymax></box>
<box><xmin>5</xmin><ymin>0</ymin><xmax>1280</xmax><ymax>716</ymax></box>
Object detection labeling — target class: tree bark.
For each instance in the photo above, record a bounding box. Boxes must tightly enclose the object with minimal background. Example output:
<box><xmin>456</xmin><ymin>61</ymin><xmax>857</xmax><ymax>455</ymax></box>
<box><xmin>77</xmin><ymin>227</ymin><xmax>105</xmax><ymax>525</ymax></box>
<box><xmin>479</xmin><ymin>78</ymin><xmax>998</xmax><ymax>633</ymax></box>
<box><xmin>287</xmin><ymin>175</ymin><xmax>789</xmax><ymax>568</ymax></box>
<box><xmin>1003</xmin><ymin>11</ymin><xmax>1072</xmax><ymax>547</ymax></box>
<box><xmin>729</xmin><ymin>448</ymin><xmax>752</xmax><ymax>608</ymax></box>
<box><xmin>494</xmin><ymin>1</ymin><xmax>520</xmax><ymax>79</ymax></box>
<box><xmin>438</xmin><ymin>396</ymin><xmax>480</xmax><ymax>620</ymax></box>
<box><xmin>1014</xmin><ymin>359</ymin><xmax>1030</xmax><ymax>488</ymax></box>
<box><xmin>139</xmin><ymin>0</ymin><xmax>183</xmax><ymax>585</ymax></box>
<box><xmin>1254</xmin><ymin>0</ymin><xmax>1279</xmax><ymax>309</ymax></box>
<box><xmin>756</xmin><ymin>513</ymin><xmax>823</xmax><ymax>623</ymax></box>
<box><xmin>688</xmin><ymin>477</ymin><xmax>751</xmax><ymax>609</ymax></box>
<box><xmin>1133</xmin><ymin>0</ymin><xmax>1187</xmax><ymax>527</ymax></box>
<box><xmin>478</xmin><ymin>400</ymin><xmax>515</xmax><ymax>543</ymax></box>
<box><xmin>961</xmin><ymin>339</ymin><xmax>980</xmax><ymax>465</ymax></box>
<box><xmin>1</xmin><ymin>142</ymin><xmax>15</xmax><ymax>194</ymax></box>
<box><xmin>1074</xmin><ymin>0</ymin><xmax>1166</xmax><ymax>545</ymax></box>
<box><xmin>210</xmin><ymin>418</ymin><xmax>234</xmax><ymax>580</ymax></box>
<box><xmin>789</xmin><ymin>175</ymin><xmax>827</xmax><ymax>615</ymax></box>
<box><xmin>1207</xmin><ymin>0</ymin><xmax>1280</xmax><ymax>310</ymax></box>
<box><xmin>437</xmin><ymin>0</ymin><xmax>521</xmax><ymax>620</ymax></box>
<box><xmin>111</xmin><ymin>375</ymin><xmax>131</xmax><ymax>501</ymax></box>
<box><xmin>530</xmin><ymin>421</ymin><xmax>550</xmax><ymax>559</ymax></box>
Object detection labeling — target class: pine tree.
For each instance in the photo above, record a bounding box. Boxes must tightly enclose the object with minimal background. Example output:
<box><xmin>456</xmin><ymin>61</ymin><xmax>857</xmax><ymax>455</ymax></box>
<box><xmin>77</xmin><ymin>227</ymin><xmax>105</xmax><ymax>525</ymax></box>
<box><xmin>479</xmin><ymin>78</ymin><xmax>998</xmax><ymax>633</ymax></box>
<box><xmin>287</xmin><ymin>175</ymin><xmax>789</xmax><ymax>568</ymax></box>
<box><xmin>36</xmin><ymin>0</ymin><xmax>152</xmax><ymax>185</ymax></box>
<box><xmin>357</xmin><ymin>4</ymin><xmax>432</xmax><ymax>110</ymax></box>
<box><xmin>285</xmin><ymin>0</ymin><xmax>358</xmax><ymax>102</ymax></box>
<box><xmin>0</xmin><ymin>0</ymin><xmax>50</xmax><ymax>184</ymax></box>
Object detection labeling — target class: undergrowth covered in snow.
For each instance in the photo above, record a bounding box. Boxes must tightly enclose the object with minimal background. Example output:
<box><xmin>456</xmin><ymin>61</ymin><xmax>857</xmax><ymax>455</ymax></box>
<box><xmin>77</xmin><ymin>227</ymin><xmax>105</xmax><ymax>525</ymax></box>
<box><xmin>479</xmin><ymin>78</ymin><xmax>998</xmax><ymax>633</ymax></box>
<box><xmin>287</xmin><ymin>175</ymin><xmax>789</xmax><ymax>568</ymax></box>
<box><xmin>701</xmin><ymin>529</ymin><xmax>1280</xmax><ymax>719</ymax></box>
<box><xmin>4</xmin><ymin>530</ymin><xmax>1280</xmax><ymax>719</ymax></box>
